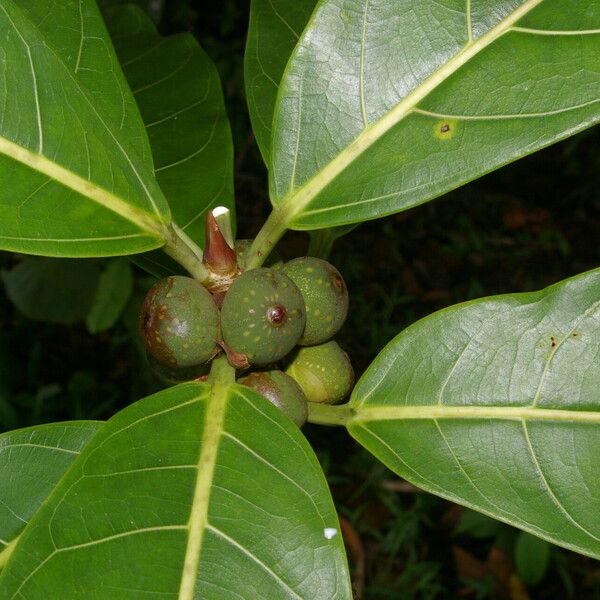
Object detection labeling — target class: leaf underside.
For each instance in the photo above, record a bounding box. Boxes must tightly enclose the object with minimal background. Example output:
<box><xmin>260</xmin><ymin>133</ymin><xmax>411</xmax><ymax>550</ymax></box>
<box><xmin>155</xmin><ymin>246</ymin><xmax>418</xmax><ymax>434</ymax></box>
<box><xmin>271</xmin><ymin>0</ymin><xmax>600</xmax><ymax>229</ymax></box>
<box><xmin>0</xmin><ymin>383</ymin><xmax>351</xmax><ymax>599</ymax></box>
<box><xmin>349</xmin><ymin>268</ymin><xmax>600</xmax><ymax>559</ymax></box>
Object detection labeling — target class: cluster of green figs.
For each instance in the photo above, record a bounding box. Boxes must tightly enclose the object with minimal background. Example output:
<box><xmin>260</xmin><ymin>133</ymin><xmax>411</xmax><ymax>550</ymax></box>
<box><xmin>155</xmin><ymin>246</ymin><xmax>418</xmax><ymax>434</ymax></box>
<box><xmin>140</xmin><ymin>253</ymin><xmax>353</xmax><ymax>426</ymax></box>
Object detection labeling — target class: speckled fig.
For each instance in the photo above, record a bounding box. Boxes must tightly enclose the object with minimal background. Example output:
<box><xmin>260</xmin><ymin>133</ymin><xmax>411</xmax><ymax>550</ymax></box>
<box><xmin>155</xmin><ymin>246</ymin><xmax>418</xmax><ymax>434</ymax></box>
<box><xmin>282</xmin><ymin>257</ymin><xmax>348</xmax><ymax>345</ymax></box>
<box><xmin>220</xmin><ymin>268</ymin><xmax>306</xmax><ymax>365</ymax></box>
<box><xmin>238</xmin><ymin>370</ymin><xmax>308</xmax><ymax>427</ymax></box>
<box><xmin>140</xmin><ymin>276</ymin><xmax>220</xmax><ymax>368</ymax></box>
<box><xmin>147</xmin><ymin>353</ymin><xmax>211</xmax><ymax>386</ymax></box>
<box><xmin>285</xmin><ymin>341</ymin><xmax>354</xmax><ymax>404</ymax></box>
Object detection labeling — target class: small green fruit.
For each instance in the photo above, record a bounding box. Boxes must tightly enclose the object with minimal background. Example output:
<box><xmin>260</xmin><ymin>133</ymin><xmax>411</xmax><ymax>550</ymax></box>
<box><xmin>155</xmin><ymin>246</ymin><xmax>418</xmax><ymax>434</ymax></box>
<box><xmin>238</xmin><ymin>371</ymin><xmax>308</xmax><ymax>427</ymax></box>
<box><xmin>282</xmin><ymin>257</ymin><xmax>348</xmax><ymax>345</ymax></box>
<box><xmin>221</xmin><ymin>268</ymin><xmax>306</xmax><ymax>365</ymax></box>
<box><xmin>140</xmin><ymin>276</ymin><xmax>220</xmax><ymax>368</ymax></box>
<box><xmin>286</xmin><ymin>341</ymin><xmax>354</xmax><ymax>404</ymax></box>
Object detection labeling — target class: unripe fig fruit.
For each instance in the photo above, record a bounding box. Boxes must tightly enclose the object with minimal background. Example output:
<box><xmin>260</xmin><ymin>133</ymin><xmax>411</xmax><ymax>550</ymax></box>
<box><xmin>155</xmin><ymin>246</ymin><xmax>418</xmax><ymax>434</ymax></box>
<box><xmin>238</xmin><ymin>371</ymin><xmax>308</xmax><ymax>427</ymax></box>
<box><xmin>140</xmin><ymin>276</ymin><xmax>220</xmax><ymax>368</ymax></box>
<box><xmin>285</xmin><ymin>341</ymin><xmax>354</xmax><ymax>404</ymax></box>
<box><xmin>221</xmin><ymin>268</ymin><xmax>306</xmax><ymax>365</ymax></box>
<box><xmin>147</xmin><ymin>353</ymin><xmax>210</xmax><ymax>386</ymax></box>
<box><xmin>282</xmin><ymin>257</ymin><xmax>348</xmax><ymax>346</ymax></box>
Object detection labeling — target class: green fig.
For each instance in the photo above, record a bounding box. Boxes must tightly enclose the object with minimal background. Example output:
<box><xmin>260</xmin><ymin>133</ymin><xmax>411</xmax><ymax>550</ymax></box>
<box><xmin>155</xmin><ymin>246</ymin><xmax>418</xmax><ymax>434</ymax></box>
<box><xmin>221</xmin><ymin>268</ymin><xmax>306</xmax><ymax>365</ymax></box>
<box><xmin>285</xmin><ymin>341</ymin><xmax>354</xmax><ymax>404</ymax></box>
<box><xmin>282</xmin><ymin>257</ymin><xmax>348</xmax><ymax>345</ymax></box>
<box><xmin>140</xmin><ymin>276</ymin><xmax>220</xmax><ymax>368</ymax></box>
<box><xmin>238</xmin><ymin>370</ymin><xmax>308</xmax><ymax>427</ymax></box>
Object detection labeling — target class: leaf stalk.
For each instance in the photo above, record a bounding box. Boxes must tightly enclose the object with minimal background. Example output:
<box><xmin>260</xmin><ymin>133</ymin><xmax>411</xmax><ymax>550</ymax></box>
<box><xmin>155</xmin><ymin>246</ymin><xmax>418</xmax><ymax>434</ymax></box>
<box><xmin>209</xmin><ymin>355</ymin><xmax>236</xmax><ymax>386</ymax></box>
<box><xmin>245</xmin><ymin>208</ymin><xmax>289</xmax><ymax>269</ymax></box>
<box><xmin>307</xmin><ymin>402</ymin><xmax>353</xmax><ymax>427</ymax></box>
<box><xmin>162</xmin><ymin>223</ymin><xmax>211</xmax><ymax>282</ymax></box>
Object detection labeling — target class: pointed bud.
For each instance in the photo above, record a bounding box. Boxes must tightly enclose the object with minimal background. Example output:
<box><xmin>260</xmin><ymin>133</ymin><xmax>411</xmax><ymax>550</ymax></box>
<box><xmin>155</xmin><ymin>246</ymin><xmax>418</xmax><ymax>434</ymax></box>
<box><xmin>203</xmin><ymin>211</ymin><xmax>237</xmax><ymax>275</ymax></box>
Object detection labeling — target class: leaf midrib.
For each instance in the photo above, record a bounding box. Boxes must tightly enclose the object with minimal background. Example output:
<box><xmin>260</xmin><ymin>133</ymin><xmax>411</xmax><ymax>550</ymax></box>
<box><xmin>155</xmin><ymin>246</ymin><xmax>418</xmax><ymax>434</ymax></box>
<box><xmin>178</xmin><ymin>384</ymin><xmax>229</xmax><ymax>600</ymax></box>
<box><xmin>0</xmin><ymin>136</ymin><xmax>165</xmax><ymax>239</ymax></box>
<box><xmin>275</xmin><ymin>0</ymin><xmax>545</xmax><ymax>222</ymax></box>
<box><xmin>351</xmin><ymin>405</ymin><xmax>600</xmax><ymax>424</ymax></box>
<box><xmin>0</xmin><ymin>538</ymin><xmax>18</xmax><ymax>571</ymax></box>
<box><xmin>0</xmin><ymin>0</ymin><xmax>168</xmax><ymax>236</ymax></box>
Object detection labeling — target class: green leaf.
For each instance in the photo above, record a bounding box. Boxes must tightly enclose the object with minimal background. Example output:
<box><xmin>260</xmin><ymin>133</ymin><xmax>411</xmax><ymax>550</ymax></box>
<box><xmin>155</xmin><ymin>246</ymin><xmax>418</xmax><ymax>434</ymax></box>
<box><xmin>0</xmin><ymin>421</ymin><xmax>101</xmax><ymax>569</ymax></box>
<box><xmin>0</xmin><ymin>0</ymin><xmax>170</xmax><ymax>257</ymax></box>
<box><xmin>270</xmin><ymin>0</ymin><xmax>600</xmax><ymax>230</ymax></box>
<box><xmin>2</xmin><ymin>258</ymin><xmax>100</xmax><ymax>324</ymax></box>
<box><xmin>348</xmin><ymin>269</ymin><xmax>600</xmax><ymax>559</ymax></box>
<box><xmin>86</xmin><ymin>258</ymin><xmax>134</xmax><ymax>333</ymax></box>
<box><xmin>0</xmin><ymin>383</ymin><xmax>352</xmax><ymax>598</ymax></box>
<box><xmin>514</xmin><ymin>531</ymin><xmax>551</xmax><ymax>586</ymax></box>
<box><xmin>245</xmin><ymin>0</ymin><xmax>318</xmax><ymax>163</ymax></box>
<box><xmin>104</xmin><ymin>4</ymin><xmax>235</xmax><ymax>246</ymax></box>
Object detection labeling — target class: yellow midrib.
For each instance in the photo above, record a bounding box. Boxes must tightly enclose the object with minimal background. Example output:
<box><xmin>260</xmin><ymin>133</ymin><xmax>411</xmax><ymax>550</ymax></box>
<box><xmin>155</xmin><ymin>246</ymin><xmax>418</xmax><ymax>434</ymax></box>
<box><xmin>351</xmin><ymin>405</ymin><xmax>600</xmax><ymax>424</ymax></box>
<box><xmin>0</xmin><ymin>537</ymin><xmax>19</xmax><ymax>571</ymax></box>
<box><xmin>276</xmin><ymin>0</ymin><xmax>546</xmax><ymax>222</ymax></box>
<box><xmin>178</xmin><ymin>385</ymin><xmax>228</xmax><ymax>600</ymax></box>
<box><xmin>0</xmin><ymin>136</ymin><xmax>166</xmax><ymax>240</ymax></box>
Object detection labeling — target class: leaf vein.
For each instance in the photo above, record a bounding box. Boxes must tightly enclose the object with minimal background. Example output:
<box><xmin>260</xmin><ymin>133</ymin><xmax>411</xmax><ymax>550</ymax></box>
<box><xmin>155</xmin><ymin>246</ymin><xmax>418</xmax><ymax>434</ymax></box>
<box><xmin>206</xmin><ymin>524</ymin><xmax>303</xmax><ymax>600</ymax></box>
<box><xmin>521</xmin><ymin>420</ymin><xmax>600</xmax><ymax>542</ymax></box>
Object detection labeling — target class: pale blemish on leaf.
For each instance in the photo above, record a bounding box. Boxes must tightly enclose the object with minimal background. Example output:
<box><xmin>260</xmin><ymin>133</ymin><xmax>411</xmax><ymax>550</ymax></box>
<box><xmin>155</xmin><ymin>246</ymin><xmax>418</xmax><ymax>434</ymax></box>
<box><xmin>433</xmin><ymin>119</ymin><xmax>458</xmax><ymax>140</ymax></box>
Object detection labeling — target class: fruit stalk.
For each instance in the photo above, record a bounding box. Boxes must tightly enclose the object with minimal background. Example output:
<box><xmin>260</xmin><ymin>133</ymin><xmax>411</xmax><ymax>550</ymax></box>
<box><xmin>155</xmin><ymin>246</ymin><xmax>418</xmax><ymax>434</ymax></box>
<box><xmin>208</xmin><ymin>354</ymin><xmax>236</xmax><ymax>386</ymax></box>
<box><xmin>162</xmin><ymin>223</ymin><xmax>211</xmax><ymax>283</ymax></box>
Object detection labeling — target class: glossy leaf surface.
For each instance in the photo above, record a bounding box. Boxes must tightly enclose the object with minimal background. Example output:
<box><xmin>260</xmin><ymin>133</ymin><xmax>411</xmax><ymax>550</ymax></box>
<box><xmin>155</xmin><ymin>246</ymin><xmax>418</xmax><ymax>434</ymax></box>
<box><xmin>271</xmin><ymin>0</ymin><xmax>600</xmax><ymax>229</ymax></box>
<box><xmin>349</xmin><ymin>269</ymin><xmax>600</xmax><ymax>558</ymax></box>
<box><xmin>0</xmin><ymin>383</ymin><xmax>351</xmax><ymax>598</ymax></box>
<box><xmin>0</xmin><ymin>0</ymin><xmax>169</xmax><ymax>256</ymax></box>
<box><xmin>104</xmin><ymin>5</ymin><xmax>235</xmax><ymax>246</ymax></box>
<box><xmin>245</xmin><ymin>0</ymin><xmax>318</xmax><ymax>163</ymax></box>
<box><xmin>0</xmin><ymin>422</ymin><xmax>101</xmax><ymax>567</ymax></box>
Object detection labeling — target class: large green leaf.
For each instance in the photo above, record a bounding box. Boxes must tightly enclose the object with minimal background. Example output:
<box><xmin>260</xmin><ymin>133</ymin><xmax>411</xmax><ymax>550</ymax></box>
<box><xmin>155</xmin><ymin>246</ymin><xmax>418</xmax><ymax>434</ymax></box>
<box><xmin>0</xmin><ymin>383</ymin><xmax>351</xmax><ymax>598</ymax></box>
<box><xmin>245</xmin><ymin>0</ymin><xmax>318</xmax><ymax>163</ymax></box>
<box><xmin>270</xmin><ymin>0</ymin><xmax>600</xmax><ymax>229</ymax></box>
<box><xmin>0</xmin><ymin>422</ymin><xmax>102</xmax><ymax>569</ymax></box>
<box><xmin>0</xmin><ymin>0</ymin><xmax>169</xmax><ymax>257</ymax></box>
<box><xmin>348</xmin><ymin>269</ymin><xmax>600</xmax><ymax>559</ymax></box>
<box><xmin>104</xmin><ymin>4</ymin><xmax>235</xmax><ymax>246</ymax></box>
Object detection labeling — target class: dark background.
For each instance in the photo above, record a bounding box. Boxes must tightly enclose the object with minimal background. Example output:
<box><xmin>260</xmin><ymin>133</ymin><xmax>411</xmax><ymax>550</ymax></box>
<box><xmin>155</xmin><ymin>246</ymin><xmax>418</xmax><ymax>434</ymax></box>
<box><xmin>1</xmin><ymin>0</ymin><xmax>599</xmax><ymax>597</ymax></box>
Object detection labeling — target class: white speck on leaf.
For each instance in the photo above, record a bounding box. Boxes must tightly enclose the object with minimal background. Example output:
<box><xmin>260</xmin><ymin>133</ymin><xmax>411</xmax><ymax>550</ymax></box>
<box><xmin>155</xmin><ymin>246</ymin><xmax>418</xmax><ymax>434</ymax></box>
<box><xmin>323</xmin><ymin>527</ymin><xmax>338</xmax><ymax>539</ymax></box>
